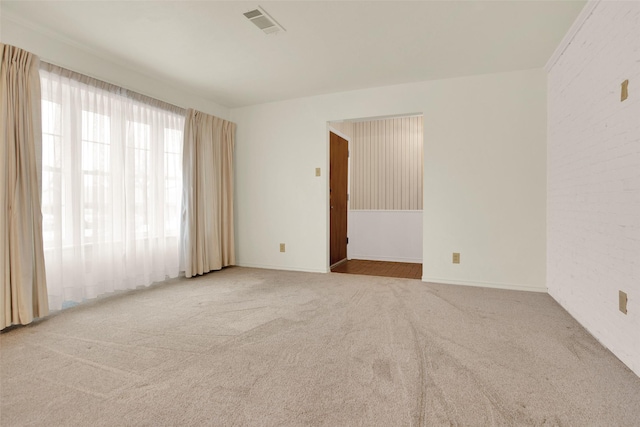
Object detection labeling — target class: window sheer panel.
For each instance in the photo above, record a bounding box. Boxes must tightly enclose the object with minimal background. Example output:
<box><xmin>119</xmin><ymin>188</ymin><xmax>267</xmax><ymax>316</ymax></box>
<box><xmin>40</xmin><ymin>69</ymin><xmax>185</xmax><ymax>310</ymax></box>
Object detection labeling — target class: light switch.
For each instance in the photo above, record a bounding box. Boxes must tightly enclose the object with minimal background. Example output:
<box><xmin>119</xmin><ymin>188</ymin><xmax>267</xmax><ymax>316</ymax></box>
<box><xmin>315</xmin><ymin>167</ymin><xmax>321</xmax><ymax>177</ymax></box>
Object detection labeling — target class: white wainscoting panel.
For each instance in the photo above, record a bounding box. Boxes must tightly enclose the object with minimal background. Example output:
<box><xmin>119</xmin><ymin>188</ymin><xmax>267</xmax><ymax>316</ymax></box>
<box><xmin>348</xmin><ymin>210</ymin><xmax>422</xmax><ymax>263</ymax></box>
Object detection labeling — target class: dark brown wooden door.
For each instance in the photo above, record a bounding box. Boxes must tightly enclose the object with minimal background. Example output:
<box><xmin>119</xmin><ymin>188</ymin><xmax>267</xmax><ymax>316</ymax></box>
<box><xmin>330</xmin><ymin>132</ymin><xmax>348</xmax><ymax>266</ymax></box>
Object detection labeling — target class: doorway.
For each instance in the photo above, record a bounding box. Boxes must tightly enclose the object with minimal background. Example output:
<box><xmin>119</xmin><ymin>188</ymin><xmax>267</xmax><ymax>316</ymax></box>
<box><xmin>328</xmin><ymin>115</ymin><xmax>424</xmax><ymax>279</ymax></box>
<box><xmin>329</xmin><ymin>131</ymin><xmax>348</xmax><ymax>267</ymax></box>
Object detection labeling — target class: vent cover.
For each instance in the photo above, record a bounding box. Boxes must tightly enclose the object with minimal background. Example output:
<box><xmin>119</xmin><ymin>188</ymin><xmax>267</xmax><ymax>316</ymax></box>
<box><xmin>243</xmin><ymin>6</ymin><xmax>285</xmax><ymax>34</ymax></box>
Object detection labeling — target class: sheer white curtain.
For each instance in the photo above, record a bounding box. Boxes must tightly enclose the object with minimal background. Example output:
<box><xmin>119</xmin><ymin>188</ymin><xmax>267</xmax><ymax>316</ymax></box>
<box><xmin>39</xmin><ymin>65</ymin><xmax>185</xmax><ymax>310</ymax></box>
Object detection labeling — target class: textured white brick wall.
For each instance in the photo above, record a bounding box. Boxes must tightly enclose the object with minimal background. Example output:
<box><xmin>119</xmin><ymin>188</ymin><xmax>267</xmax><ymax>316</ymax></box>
<box><xmin>548</xmin><ymin>1</ymin><xmax>640</xmax><ymax>376</ymax></box>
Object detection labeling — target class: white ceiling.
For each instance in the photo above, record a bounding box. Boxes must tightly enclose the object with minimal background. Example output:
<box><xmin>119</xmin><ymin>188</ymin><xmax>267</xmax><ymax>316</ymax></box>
<box><xmin>1</xmin><ymin>1</ymin><xmax>585</xmax><ymax>108</ymax></box>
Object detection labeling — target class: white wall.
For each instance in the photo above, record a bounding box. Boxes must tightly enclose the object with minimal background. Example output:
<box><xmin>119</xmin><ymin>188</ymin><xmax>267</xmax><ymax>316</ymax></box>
<box><xmin>0</xmin><ymin>14</ymin><xmax>230</xmax><ymax>120</ymax></box>
<box><xmin>232</xmin><ymin>68</ymin><xmax>547</xmax><ymax>291</ymax></box>
<box><xmin>547</xmin><ymin>1</ymin><xmax>640</xmax><ymax>376</ymax></box>
<box><xmin>348</xmin><ymin>211</ymin><xmax>422</xmax><ymax>263</ymax></box>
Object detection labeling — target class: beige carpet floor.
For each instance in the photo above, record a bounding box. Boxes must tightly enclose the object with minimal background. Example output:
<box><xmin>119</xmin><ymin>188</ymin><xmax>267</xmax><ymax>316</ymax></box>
<box><xmin>1</xmin><ymin>267</ymin><xmax>639</xmax><ymax>426</ymax></box>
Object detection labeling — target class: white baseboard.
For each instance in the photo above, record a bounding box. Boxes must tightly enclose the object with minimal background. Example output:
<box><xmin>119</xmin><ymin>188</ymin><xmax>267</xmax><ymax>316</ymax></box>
<box><xmin>236</xmin><ymin>262</ymin><xmax>329</xmax><ymax>274</ymax></box>
<box><xmin>421</xmin><ymin>276</ymin><xmax>547</xmax><ymax>293</ymax></box>
<box><xmin>350</xmin><ymin>255</ymin><xmax>422</xmax><ymax>264</ymax></box>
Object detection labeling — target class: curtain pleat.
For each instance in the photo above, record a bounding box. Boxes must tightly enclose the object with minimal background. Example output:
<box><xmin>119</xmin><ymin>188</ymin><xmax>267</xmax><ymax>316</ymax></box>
<box><xmin>181</xmin><ymin>109</ymin><xmax>235</xmax><ymax>278</ymax></box>
<box><xmin>1</xmin><ymin>43</ymin><xmax>49</xmax><ymax>329</ymax></box>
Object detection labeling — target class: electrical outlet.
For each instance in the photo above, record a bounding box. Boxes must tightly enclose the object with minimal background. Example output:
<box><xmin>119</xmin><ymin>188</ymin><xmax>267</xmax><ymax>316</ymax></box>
<box><xmin>315</xmin><ymin>167</ymin><xmax>321</xmax><ymax>177</ymax></box>
<box><xmin>452</xmin><ymin>253</ymin><xmax>460</xmax><ymax>264</ymax></box>
<box><xmin>619</xmin><ymin>290</ymin><xmax>628</xmax><ymax>314</ymax></box>
<box><xmin>280</xmin><ymin>243</ymin><xmax>285</xmax><ymax>253</ymax></box>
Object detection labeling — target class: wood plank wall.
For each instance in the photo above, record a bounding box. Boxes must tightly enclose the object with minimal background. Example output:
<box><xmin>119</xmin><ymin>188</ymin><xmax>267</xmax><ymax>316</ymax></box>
<box><xmin>350</xmin><ymin>116</ymin><xmax>423</xmax><ymax>210</ymax></box>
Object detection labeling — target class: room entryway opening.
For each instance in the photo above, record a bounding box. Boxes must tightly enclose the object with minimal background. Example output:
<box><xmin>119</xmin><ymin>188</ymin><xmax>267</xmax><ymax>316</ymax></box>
<box><xmin>328</xmin><ymin>114</ymin><xmax>424</xmax><ymax>280</ymax></box>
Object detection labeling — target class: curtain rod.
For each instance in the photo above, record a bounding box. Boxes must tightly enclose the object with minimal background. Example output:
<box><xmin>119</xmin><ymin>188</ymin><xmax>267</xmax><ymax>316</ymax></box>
<box><xmin>40</xmin><ymin>61</ymin><xmax>187</xmax><ymax>116</ymax></box>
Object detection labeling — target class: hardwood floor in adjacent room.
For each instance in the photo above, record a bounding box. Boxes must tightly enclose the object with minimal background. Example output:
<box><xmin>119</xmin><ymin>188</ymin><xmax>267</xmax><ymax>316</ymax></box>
<box><xmin>331</xmin><ymin>259</ymin><xmax>422</xmax><ymax>279</ymax></box>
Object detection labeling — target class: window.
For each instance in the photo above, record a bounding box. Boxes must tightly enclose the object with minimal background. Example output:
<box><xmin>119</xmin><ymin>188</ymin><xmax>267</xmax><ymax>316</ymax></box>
<box><xmin>164</xmin><ymin>128</ymin><xmax>182</xmax><ymax>235</ymax></box>
<box><xmin>81</xmin><ymin>111</ymin><xmax>112</xmax><ymax>243</ymax></box>
<box><xmin>40</xmin><ymin>66</ymin><xmax>185</xmax><ymax>310</ymax></box>
<box><xmin>41</xmin><ymin>100</ymin><xmax>63</xmax><ymax>248</ymax></box>
<box><xmin>128</xmin><ymin>120</ymin><xmax>151</xmax><ymax>239</ymax></box>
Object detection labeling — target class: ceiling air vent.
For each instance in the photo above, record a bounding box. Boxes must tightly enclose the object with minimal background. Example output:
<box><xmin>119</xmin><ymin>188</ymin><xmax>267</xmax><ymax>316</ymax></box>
<box><xmin>243</xmin><ymin>6</ymin><xmax>285</xmax><ymax>35</ymax></box>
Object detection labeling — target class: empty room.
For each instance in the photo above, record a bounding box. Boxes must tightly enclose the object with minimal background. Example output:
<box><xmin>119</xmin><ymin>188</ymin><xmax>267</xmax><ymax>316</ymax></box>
<box><xmin>1</xmin><ymin>1</ymin><xmax>639</xmax><ymax>426</ymax></box>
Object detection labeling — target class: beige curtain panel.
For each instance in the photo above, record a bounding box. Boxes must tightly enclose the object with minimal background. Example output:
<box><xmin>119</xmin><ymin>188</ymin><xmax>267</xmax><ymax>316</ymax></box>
<box><xmin>181</xmin><ymin>109</ymin><xmax>236</xmax><ymax>278</ymax></box>
<box><xmin>1</xmin><ymin>44</ymin><xmax>49</xmax><ymax>329</ymax></box>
